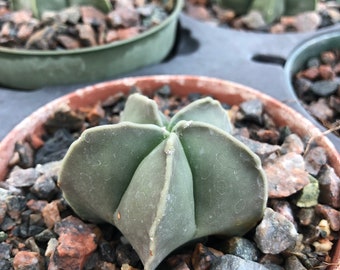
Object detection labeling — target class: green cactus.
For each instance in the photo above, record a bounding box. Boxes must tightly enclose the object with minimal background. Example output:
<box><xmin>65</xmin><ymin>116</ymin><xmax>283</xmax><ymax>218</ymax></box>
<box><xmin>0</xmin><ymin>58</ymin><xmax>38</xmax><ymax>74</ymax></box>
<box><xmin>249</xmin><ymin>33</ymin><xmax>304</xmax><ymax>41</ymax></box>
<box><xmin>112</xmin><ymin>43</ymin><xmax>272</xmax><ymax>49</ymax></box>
<box><xmin>217</xmin><ymin>0</ymin><xmax>317</xmax><ymax>24</ymax></box>
<box><xmin>58</xmin><ymin>93</ymin><xmax>267</xmax><ymax>270</ymax></box>
<box><xmin>9</xmin><ymin>0</ymin><xmax>112</xmax><ymax>18</ymax></box>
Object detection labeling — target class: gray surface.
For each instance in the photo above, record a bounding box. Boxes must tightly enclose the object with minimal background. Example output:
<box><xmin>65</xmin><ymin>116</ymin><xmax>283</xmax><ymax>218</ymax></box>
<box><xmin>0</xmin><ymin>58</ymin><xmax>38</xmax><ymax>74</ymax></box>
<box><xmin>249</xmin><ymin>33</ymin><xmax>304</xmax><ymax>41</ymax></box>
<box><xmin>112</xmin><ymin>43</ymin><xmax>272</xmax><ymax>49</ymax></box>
<box><xmin>1</xmin><ymin>13</ymin><xmax>339</xmax><ymax>150</ymax></box>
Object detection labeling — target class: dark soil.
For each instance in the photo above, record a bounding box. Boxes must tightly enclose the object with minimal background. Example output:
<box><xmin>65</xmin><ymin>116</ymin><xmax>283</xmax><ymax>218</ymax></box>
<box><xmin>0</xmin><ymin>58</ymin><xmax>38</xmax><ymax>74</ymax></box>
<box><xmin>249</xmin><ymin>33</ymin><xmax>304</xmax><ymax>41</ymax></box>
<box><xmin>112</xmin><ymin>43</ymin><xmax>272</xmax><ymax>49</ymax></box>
<box><xmin>0</xmin><ymin>86</ymin><xmax>339</xmax><ymax>270</ymax></box>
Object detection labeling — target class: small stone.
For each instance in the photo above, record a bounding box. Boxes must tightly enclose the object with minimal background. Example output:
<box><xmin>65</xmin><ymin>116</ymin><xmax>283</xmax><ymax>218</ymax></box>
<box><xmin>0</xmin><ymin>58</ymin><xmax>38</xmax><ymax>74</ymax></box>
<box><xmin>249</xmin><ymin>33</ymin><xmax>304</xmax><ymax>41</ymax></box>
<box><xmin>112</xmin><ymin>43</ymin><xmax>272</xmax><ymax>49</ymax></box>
<box><xmin>77</xmin><ymin>24</ymin><xmax>97</xmax><ymax>46</ymax></box>
<box><xmin>308</xmin><ymin>98</ymin><xmax>334</xmax><ymax>122</ymax></box>
<box><xmin>239</xmin><ymin>99</ymin><xmax>264</xmax><ymax>124</ymax></box>
<box><xmin>255</xmin><ymin>208</ymin><xmax>298</xmax><ymax>254</ymax></box>
<box><xmin>26</xmin><ymin>199</ymin><xmax>48</xmax><ymax>212</ymax></box>
<box><xmin>299</xmin><ymin>66</ymin><xmax>319</xmax><ymax>80</ymax></box>
<box><xmin>185</xmin><ymin>3</ymin><xmax>212</xmax><ymax>21</ymax></box>
<box><xmin>296</xmin><ymin>176</ymin><xmax>320</xmax><ymax>208</ymax></box>
<box><xmin>6</xmin><ymin>167</ymin><xmax>38</xmax><ymax>187</ymax></box>
<box><xmin>17</xmin><ymin>23</ymin><xmax>35</xmax><ymax>41</ymax></box>
<box><xmin>285</xmin><ymin>256</ymin><xmax>307</xmax><ymax>270</ymax></box>
<box><xmin>13</xmin><ymin>251</ymin><xmax>43</xmax><ymax>270</ymax></box>
<box><xmin>264</xmin><ymin>152</ymin><xmax>310</xmax><ymax>198</ymax></box>
<box><xmin>223</xmin><ymin>237</ymin><xmax>259</xmax><ymax>261</ymax></box>
<box><xmin>25</xmin><ymin>26</ymin><xmax>56</xmax><ymax>50</ymax></box>
<box><xmin>270</xmin><ymin>200</ymin><xmax>295</xmax><ymax>225</ymax></box>
<box><xmin>310</xmin><ymin>80</ymin><xmax>338</xmax><ymax>96</ymax></box>
<box><xmin>280</xmin><ymin>133</ymin><xmax>304</xmax><ymax>154</ymax></box>
<box><xmin>105</xmin><ymin>29</ymin><xmax>119</xmax><ymax>43</ymax></box>
<box><xmin>107</xmin><ymin>6</ymin><xmax>140</xmax><ymax>28</ymax></box>
<box><xmin>30</xmin><ymin>175</ymin><xmax>57</xmax><ymax>200</ymax></box>
<box><xmin>80</xmin><ymin>6</ymin><xmax>106</xmax><ymax>27</ymax></box>
<box><xmin>6</xmin><ymin>195</ymin><xmax>26</xmax><ymax>220</ymax></box>
<box><xmin>241</xmin><ymin>10</ymin><xmax>267</xmax><ymax>30</ymax></box>
<box><xmin>297</xmin><ymin>208</ymin><xmax>315</xmax><ymax>226</ymax></box>
<box><xmin>166</xmin><ymin>254</ymin><xmax>191</xmax><ymax>270</ymax></box>
<box><xmin>0</xmin><ymin>231</ymin><xmax>8</xmax><ymax>242</ymax></box>
<box><xmin>234</xmin><ymin>135</ymin><xmax>281</xmax><ymax>160</ymax></box>
<box><xmin>45</xmin><ymin>238</ymin><xmax>58</xmax><ymax>257</ymax></box>
<box><xmin>117</xmin><ymin>27</ymin><xmax>140</xmax><ymax>40</ymax></box>
<box><xmin>294</xmin><ymin>11</ymin><xmax>321</xmax><ymax>32</ymax></box>
<box><xmin>42</xmin><ymin>201</ymin><xmax>61</xmax><ymax>229</ymax></box>
<box><xmin>49</xmin><ymin>216</ymin><xmax>97</xmax><ymax>270</ymax></box>
<box><xmin>35</xmin><ymin>228</ymin><xmax>56</xmax><ymax>242</ymax></box>
<box><xmin>318</xmin><ymin>65</ymin><xmax>335</xmax><ymax>80</ymax></box>
<box><xmin>315</xmin><ymin>204</ymin><xmax>340</xmax><ymax>231</ymax></box>
<box><xmin>191</xmin><ymin>243</ymin><xmax>223</xmax><ymax>270</ymax></box>
<box><xmin>210</xmin><ymin>254</ymin><xmax>269</xmax><ymax>270</ymax></box>
<box><xmin>304</xmin><ymin>146</ymin><xmax>327</xmax><ymax>176</ymax></box>
<box><xmin>59</xmin><ymin>6</ymin><xmax>81</xmax><ymax>25</ymax></box>
<box><xmin>320</xmin><ymin>51</ymin><xmax>337</xmax><ymax>65</ymax></box>
<box><xmin>318</xmin><ymin>165</ymin><xmax>340</xmax><ymax>208</ymax></box>
<box><xmin>0</xmin><ymin>243</ymin><xmax>11</xmax><ymax>259</ymax></box>
<box><xmin>312</xmin><ymin>238</ymin><xmax>333</xmax><ymax>253</ymax></box>
<box><xmin>306</xmin><ymin>57</ymin><xmax>320</xmax><ymax>68</ymax></box>
<box><xmin>56</xmin><ymin>34</ymin><xmax>81</xmax><ymax>49</ymax></box>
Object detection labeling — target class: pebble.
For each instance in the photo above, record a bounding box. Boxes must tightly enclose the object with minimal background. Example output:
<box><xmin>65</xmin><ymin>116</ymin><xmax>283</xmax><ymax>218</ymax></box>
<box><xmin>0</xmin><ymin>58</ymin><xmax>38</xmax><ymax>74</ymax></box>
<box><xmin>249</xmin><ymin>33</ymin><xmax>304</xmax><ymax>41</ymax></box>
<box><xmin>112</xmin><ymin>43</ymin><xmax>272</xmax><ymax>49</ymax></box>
<box><xmin>296</xmin><ymin>176</ymin><xmax>320</xmax><ymax>208</ymax></box>
<box><xmin>13</xmin><ymin>251</ymin><xmax>43</xmax><ymax>270</ymax></box>
<box><xmin>239</xmin><ymin>99</ymin><xmax>264</xmax><ymax>125</ymax></box>
<box><xmin>280</xmin><ymin>133</ymin><xmax>304</xmax><ymax>154</ymax></box>
<box><xmin>318</xmin><ymin>165</ymin><xmax>340</xmax><ymax>208</ymax></box>
<box><xmin>294</xmin><ymin>11</ymin><xmax>321</xmax><ymax>32</ymax></box>
<box><xmin>264</xmin><ymin>152</ymin><xmax>310</xmax><ymax>198</ymax></box>
<box><xmin>315</xmin><ymin>204</ymin><xmax>340</xmax><ymax>231</ymax></box>
<box><xmin>42</xmin><ymin>201</ymin><xmax>61</xmax><ymax>229</ymax></box>
<box><xmin>49</xmin><ymin>216</ymin><xmax>97</xmax><ymax>269</ymax></box>
<box><xmin>222</xmin><ymin>237</ymin><xmax>259</xmax><ymax>261</ymax></box>
<box><xmin>303</xmin><ymin>146</ymin><xmax>327</xmax><ymax>175</ymax></box>
<box><xmin>191</xmin><ymin>243</ymin><xmax>223</xmax><ymax>270</ymax></box>
<box><xmin>254</xmin><ymin>208</ymin><xmax>298</xmax><ymax>254</ymax></box>
<box><xmin>284</xmin><ymin>256</ymin><xmax>307</xmax><ymax>270</ymax></box>
<box><xmin>5</xmin><ymin>167</ymin><xmax>38</xmax><ymax>188</ymax></box>
<box><xmin>310</xmin><ymin>80</ymin><xmax>339</xmax><ymax>96</ymax></box>
<box><xmin>211</xmin><ymin>254</ymin><xmax>269</xmax><ymax>270</ymax></box>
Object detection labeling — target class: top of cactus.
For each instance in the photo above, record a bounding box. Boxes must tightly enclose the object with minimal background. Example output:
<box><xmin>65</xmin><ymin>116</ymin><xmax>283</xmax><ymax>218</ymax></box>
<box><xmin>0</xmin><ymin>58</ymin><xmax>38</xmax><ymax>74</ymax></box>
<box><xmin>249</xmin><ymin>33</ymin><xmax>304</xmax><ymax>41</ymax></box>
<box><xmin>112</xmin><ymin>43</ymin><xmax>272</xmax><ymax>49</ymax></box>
<box><xmin>58</xmin><ymin>93</ymin><xmax>267</xmax><ymax>270</ymax></box>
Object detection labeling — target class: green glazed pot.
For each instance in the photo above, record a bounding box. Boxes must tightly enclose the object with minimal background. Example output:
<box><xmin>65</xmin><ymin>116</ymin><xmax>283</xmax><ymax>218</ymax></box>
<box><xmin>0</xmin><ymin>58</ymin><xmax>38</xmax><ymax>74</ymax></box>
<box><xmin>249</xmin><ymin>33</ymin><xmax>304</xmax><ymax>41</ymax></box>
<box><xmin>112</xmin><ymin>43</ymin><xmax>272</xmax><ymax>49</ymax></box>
<box><xmin>0</xmin><ymin>0</ymin><xmax>183</xmax><ymax>90</ymax></box>
<box><xmin>284</xmin><ymin>30</ymin><xmax>340</xmax><ymax>152</ymax></box>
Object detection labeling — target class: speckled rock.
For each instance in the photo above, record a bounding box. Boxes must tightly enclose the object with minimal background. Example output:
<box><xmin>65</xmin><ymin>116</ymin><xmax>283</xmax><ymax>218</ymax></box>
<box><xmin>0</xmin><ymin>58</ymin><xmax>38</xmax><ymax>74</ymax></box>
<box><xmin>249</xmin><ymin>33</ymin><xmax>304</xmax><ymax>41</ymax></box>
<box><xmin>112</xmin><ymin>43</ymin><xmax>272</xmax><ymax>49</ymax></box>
<box><xmin>13</xmin><ymin>251</ymin><xmax>43</xmax><ymax>270</ymax></box>
<box><xmin>318</xmin><ymin>165</ymin><xmax>340</xmax><ymax>208</ymax></box>
<box><xmin>254</xmin><ymin>208</ymin><xmax>298</xmax><ymax>254</ymax></box>
<box><xmin>280</xmin><ymin>134</ymin><xmax>304</xmax><ymax>155</ymax></box>
<box><xmin>315</xmin><ymin>204</ymin><xmax>340</xmax><ymax>231</ymax></box>
<box><xmin>48</xmin><ymin>216</ymin><xmax>97</xmax><ymax>269</ymax></box>
<box><xmin>284</xmin><ymin>255</ymin><xmax>307</xmax><ymax>270</ymax></box>
<box><xmin>222</xmin><ymin>237</ymin><xmax>259</xmax><ymax>261</ymax></box>
<box><xmin>296</xmin><ymin>176</ymin><xmax>320</xmax><ymax>208</ymax></box>
<box><xmin>304</xmin><ymin>147</ymin><xmax>327</xmax><ymax>176</ymax></box>
<box><xmin>211</xmin><ymin>254</ymin><xmax>269</xmax><ymax>270</ymax></box>
<box><xmin>264</xmin><ymin>152</ymin><xmax>310</xmax><ymax>198</ymax></box>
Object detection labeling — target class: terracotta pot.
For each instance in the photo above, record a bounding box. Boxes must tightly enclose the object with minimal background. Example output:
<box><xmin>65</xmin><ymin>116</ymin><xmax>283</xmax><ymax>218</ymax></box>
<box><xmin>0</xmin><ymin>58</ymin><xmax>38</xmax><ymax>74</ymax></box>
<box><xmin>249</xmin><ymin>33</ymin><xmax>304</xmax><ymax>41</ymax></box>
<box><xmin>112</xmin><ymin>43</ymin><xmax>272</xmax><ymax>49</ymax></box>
<box><xmin>0</xmin><ymin>75</ymin><xmax>339</xmax><ymax>269</ymax></box>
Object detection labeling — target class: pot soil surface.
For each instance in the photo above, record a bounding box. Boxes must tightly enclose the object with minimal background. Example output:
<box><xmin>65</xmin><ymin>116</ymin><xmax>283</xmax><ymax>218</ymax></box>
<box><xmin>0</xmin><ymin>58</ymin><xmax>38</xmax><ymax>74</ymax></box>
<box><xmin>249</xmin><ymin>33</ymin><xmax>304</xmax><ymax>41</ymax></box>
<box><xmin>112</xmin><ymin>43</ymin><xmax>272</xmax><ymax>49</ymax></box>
<box><xmin>293</xmin><ymin>48</ymin><xmax>340</xmax><ymax>138</ymax></box>
<box><xmin>0</xmin><ymin>86</ymin><xmax>339</xmax><ymax>269</ymax></box>
<box><xmin>184</xmin><ymin>0</ymin><xmax>340</xmax><ymax>33</ymax></box>
<box><xmin>0</xmin><ymin>0</ymin><xmax>172</xmax><ymax>50</ymax></box>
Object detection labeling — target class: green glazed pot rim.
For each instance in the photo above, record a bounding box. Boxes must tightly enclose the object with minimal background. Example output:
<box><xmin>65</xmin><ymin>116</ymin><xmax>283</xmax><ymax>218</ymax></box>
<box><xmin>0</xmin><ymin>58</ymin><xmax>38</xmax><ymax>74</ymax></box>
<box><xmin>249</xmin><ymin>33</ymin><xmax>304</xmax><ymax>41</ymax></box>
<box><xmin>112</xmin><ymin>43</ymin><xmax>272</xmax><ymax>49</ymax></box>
<box><xmin>284</xmin><ymin>30</ymin><xmax>340</xmax><ymax>76</ymax></box>
<box><xmin>0</xmin><ymin>0</ymin><xmax>183</xmax><ymax>56</ymax></box>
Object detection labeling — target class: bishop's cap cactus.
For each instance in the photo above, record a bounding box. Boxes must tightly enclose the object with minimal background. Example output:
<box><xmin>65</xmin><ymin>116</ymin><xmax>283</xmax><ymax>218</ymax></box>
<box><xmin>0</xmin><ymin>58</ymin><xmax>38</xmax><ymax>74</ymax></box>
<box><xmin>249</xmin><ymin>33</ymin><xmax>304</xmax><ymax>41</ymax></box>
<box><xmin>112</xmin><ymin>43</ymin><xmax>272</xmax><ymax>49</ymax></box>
<box><xmin>58</xmin><ymin>93</ymin><xmax>268</xmax><ymax>270</ymax></box>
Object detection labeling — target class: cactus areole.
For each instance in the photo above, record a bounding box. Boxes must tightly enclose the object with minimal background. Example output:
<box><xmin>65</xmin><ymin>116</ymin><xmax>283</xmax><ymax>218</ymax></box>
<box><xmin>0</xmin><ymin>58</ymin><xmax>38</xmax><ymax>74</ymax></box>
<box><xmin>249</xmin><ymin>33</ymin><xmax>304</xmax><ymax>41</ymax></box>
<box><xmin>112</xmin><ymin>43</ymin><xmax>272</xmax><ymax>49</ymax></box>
<box><xmin>58</xmin><ymin>93</ymin><xmax>268</xmax><ymax>270</ymax></box>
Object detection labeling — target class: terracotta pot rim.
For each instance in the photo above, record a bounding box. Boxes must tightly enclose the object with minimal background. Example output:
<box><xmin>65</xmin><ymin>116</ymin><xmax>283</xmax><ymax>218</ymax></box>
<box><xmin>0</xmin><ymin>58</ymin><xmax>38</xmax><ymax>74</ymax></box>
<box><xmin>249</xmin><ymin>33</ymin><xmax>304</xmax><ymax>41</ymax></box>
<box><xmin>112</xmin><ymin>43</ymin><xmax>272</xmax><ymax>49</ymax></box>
<box><xmin>0</xmin><ymin>75</ymin><xmax>339</xmax><ymax>269</ymax></box>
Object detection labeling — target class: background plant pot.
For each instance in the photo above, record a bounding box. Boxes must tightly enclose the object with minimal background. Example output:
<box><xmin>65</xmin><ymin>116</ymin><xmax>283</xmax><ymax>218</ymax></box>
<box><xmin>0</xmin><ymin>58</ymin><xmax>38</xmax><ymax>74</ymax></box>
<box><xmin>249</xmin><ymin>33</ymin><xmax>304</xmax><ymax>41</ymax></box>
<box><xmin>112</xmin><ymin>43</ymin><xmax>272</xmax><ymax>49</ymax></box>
<box><xmin>283</xmin><ymin>30</ymin><xmax>340</xmax><ymax>152</ymax></box>
<box><xmin>0</xmin><ymin>75</ymin><xmax>339</xmax><ymax>269</ymax></box>
<box><xmin>0</xmin><ymin>0</ymin><xmax>183</xmax><ymax>90</ymax></box>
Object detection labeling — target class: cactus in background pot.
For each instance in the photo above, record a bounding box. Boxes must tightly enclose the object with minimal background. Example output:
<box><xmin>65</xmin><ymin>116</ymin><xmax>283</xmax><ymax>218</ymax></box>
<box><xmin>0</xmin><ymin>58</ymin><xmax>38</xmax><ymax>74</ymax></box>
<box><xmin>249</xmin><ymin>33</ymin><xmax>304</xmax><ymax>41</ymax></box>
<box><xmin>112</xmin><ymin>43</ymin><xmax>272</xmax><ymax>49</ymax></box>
<box><xmin>10</xmin><ymin>0</ymin><xmax>112</xmax><ymax>18</ymax></box>
<box><xmin>218</xmin><ymin>0</ymin><xmax>317</xmax><ymax>24</ymax></box>
<box><xmin>58</xmin><ymin>93</ymin><xmax>268</xmax><ymax>270</ymax></box>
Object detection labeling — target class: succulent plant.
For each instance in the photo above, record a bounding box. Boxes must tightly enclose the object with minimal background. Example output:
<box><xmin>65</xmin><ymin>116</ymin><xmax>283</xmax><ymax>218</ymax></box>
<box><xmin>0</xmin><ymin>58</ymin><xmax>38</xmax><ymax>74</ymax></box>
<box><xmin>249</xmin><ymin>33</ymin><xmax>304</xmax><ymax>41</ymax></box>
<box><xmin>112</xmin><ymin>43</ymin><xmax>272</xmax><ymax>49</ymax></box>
<box><xmin>10</xmin><ymin>0</ymin><xmax>112</xmax><ymax>18</ymax></box>
<box><xmin>58</xmin><ymin>93</ymin><xmax>267</xmax><ymax>270</ymax></box>
<box><xmin>217</xmin><ymin>0</ymin><xmax>317</xmax><ymax>24</ymax></box>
